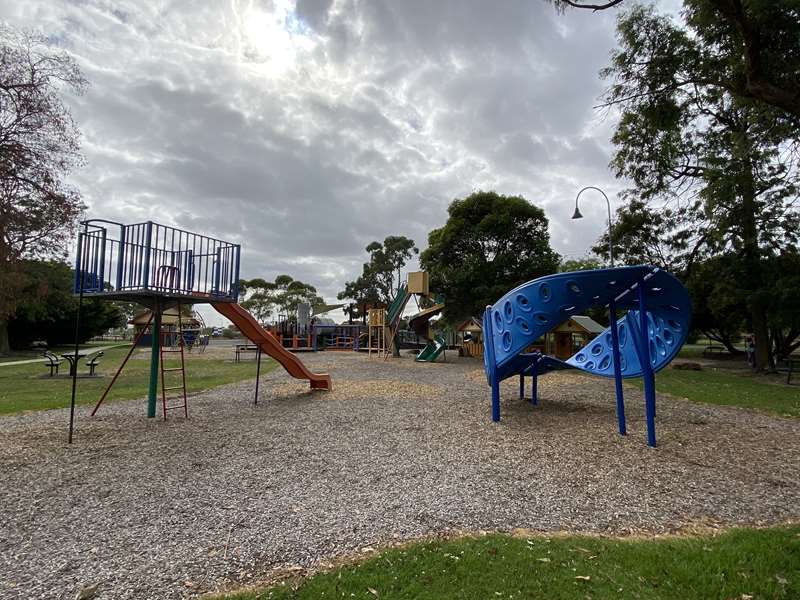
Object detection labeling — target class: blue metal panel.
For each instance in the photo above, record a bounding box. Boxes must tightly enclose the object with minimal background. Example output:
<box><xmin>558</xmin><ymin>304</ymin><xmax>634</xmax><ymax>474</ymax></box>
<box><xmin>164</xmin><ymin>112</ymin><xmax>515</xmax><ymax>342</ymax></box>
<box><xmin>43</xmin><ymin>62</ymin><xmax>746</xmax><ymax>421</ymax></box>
<box><xmin>482</xmin><ymin>265</ymin><xmax>691</xmax><ymax>444</ymax></box>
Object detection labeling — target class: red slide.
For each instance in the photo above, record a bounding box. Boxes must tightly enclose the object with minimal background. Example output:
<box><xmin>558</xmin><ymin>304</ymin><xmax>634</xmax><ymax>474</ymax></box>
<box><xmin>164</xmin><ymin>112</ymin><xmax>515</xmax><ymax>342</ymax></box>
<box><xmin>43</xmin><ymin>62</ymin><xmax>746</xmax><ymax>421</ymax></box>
<box><xmin>211</xmin><ymin>302</ymin><xmax>332</xmax><ymax>391</ymax></box>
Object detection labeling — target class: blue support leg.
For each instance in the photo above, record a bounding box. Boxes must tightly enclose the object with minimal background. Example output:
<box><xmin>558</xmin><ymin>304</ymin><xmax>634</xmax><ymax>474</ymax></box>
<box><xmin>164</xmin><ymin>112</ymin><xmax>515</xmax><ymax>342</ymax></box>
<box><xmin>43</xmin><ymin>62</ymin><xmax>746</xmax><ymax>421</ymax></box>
<box><xmin>608</xmin><ymin>298</ymin><xmax>627</xmax><ymax>436</ymax></box>
<box><xmin>491</xmin><ymin>377</ymin><xmax>501</xmax><ymax>422</ymax></box>
<box><xmin>638</xmin><ymin>284</ymin><xmax>657</xmax><ymax>447</ymax></box>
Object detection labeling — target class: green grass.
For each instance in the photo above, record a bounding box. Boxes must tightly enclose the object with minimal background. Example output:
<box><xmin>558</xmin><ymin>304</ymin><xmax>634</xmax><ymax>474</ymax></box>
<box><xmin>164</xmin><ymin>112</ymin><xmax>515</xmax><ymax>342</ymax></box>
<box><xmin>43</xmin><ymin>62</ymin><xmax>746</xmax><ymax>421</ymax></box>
<box><xmin>0</xmin><ymin>344</ymin><xmax>275</xmax><ymax>414</ymax></box>
<box><xmin>0</xmin><ymin>341</ymin><xmax>122</xmax><ymax>363</ymax></box>
<box><xmin>676</xmin><ymin>344</ymin><xmax>708</xmax><ymax>359</ymax></box>
<box><xmin>632</xmin><ymin>368</ymin><xmax>800</xmax><ymax>418</ymax></box>
<box><xmin>221</xmin><ymin>527</ymin><xmax>800</xmax><ymax>600</ymax></box>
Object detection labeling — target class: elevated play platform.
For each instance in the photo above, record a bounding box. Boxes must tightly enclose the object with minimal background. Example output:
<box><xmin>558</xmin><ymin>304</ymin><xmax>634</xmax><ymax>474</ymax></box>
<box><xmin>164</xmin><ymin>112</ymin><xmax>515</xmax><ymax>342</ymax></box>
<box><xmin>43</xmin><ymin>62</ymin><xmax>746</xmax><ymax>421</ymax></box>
<box><xmin>75</xmin><ymin>219</ymin><xmax>241</xmax><ymax>305</ymax></box>
<box><xmin>69</xmin><ymin>219</ymin><xmax>329</xmax><ymax>442</ymax></box>
<box><xmin>483</xmin><ymin>266</ymin><xmax>691</xmax><ymax>446</ymax></box>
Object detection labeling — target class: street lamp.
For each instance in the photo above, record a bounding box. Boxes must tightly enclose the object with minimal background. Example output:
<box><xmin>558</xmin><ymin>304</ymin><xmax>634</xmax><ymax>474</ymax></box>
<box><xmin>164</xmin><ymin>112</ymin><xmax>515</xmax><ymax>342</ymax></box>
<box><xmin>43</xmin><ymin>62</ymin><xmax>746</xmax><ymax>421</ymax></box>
<box><xmin>572</xmin><ymin>185</ymin><xmax>626</xmax><ymax>436</ymax></box>
<box><xmin>571</xmin><ymin>186</ymin><xmax>614</xmax><ymax>267</ymax></box>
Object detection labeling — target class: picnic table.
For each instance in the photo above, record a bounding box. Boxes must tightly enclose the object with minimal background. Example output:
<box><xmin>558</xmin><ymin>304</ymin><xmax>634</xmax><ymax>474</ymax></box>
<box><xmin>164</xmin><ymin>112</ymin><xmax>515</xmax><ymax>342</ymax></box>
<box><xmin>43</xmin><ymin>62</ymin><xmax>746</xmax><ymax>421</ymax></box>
<box><xmin>781</xmin><ymin>357</ymin><xmax>799</xmax><ymax>385</ymax></box>
<box><xmin>234</xmin><ymin>344</ymin><xmax>259</xmax><ymax>363</ymax></box>
<box><xmin>60</xmin><ymin>350</ymin><xmax>98</xmax><ymax>376</ymax></box>
<box><xmin>702</xmin><ymin>344</ymin><xmax>726</xmax><ymax>357</ymax></box>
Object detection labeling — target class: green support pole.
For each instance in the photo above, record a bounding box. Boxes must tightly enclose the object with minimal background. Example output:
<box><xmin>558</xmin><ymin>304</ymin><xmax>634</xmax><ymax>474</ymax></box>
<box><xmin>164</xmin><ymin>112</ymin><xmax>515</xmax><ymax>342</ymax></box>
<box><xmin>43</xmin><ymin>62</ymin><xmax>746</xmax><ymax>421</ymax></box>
<box><xmin>148</xmin><ymin>300</ymin><xmax>161</xmax><ymax>418</ymax></box>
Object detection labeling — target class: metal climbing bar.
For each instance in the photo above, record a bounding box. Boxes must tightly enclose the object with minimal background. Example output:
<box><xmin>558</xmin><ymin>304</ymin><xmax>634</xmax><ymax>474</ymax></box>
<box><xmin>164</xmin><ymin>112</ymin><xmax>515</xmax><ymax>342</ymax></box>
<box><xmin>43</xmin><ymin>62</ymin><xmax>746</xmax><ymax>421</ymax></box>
<box><xmin>91</xmin><ymin>312</ymin><xmax>154</xmax><ymax>416</ymax></box>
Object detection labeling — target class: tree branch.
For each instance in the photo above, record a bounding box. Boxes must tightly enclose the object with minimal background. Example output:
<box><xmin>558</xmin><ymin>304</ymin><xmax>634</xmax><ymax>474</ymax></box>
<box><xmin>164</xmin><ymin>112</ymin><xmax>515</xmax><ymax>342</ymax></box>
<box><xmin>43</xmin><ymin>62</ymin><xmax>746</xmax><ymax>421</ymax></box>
<box><xmin>558</xmin><ymin>0</ymin><xmax>625</xmax><ymax>10</ymax></box>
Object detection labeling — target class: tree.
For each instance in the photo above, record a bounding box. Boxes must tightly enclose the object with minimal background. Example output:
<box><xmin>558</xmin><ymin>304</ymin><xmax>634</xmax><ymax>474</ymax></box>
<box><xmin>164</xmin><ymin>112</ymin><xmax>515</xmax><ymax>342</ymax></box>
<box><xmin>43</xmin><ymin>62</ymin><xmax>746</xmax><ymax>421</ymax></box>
<box><xmin>600</xmin><ymin>4</ymin><xmax>799</xmax><ymax>369</ymax></box>
<box><xmin>684</xmin><ymin>254</ymin><xmax>748</xmax><ymax>354</ymax></box>
<box><xmin>420</xmin><ymin>191</ymin><xmax>560</xmax><ymax>323</ymax></box>
<box><xmin>338</xmin><ymin>236</ymin><xmax>418</xmax><ymax>310</ymax></box>
<box><xmin>8</xmin><ymin>260</ymin><xmax>124</xmax><ymax>348</ymax></box>
<box><xmin>239</xmin><ymin>278</ymin><xmax>276</xmax><ymax>324</ymax></box>
<box><xmin>239</xmin><ymin>275</ymin><xmax>323</xmax><ymax>325</ymax></box>
<box><xmin>551</xmin><ymin>1</ymin><xmax>800</xmax><ymax>123</ymax></box>
<box><xmin>559</xmin><ymin>256</ymin><xmax>603</xmax><ymax>273</ymax></box>
<box><xmin>0</xmin><ymin>26</ymin><xmax>87</xmax><ymax>354</ymax></box>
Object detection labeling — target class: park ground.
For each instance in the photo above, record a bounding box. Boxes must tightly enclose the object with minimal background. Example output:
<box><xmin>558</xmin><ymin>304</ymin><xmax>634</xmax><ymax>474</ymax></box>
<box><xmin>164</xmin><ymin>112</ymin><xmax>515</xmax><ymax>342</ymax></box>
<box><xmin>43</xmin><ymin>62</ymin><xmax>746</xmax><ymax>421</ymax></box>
<box><xmin>0</xmin><ymin>348</ymin><xmax>798</xmax><ymax>598</ymax></box>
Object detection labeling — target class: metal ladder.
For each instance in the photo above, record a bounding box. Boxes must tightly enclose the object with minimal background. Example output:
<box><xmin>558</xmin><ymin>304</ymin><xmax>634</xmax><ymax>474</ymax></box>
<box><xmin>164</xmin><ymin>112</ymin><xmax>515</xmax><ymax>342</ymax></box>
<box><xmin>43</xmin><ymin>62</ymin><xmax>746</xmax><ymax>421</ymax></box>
<box><xmin>160</xmin><ymin>303</ymin><xmax>188</xmax><ymax>419</ymax></box>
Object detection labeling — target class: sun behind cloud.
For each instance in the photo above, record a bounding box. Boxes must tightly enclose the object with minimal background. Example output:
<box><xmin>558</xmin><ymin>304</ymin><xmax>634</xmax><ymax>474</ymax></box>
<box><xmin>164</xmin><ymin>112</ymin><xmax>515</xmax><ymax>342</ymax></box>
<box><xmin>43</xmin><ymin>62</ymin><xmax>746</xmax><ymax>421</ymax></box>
<box><xmin>234</xmin><ymin>0</ymin><xmax>317</xmax><ymax>75</ymax></box>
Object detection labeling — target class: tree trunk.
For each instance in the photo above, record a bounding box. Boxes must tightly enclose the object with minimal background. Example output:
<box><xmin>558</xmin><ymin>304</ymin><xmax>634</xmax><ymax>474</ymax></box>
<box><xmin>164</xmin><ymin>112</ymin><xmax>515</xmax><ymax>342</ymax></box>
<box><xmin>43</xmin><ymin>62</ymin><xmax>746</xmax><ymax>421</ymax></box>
<box><xmin>392</xmin><ymin>335</ymin><xmax>401</xmax><ymax>358</ymax></box>
<box><xmin>772</xmin><ymin>327</ymin><xmax>800</xmax><ymax>361</ymax></box>
<box><xmin>737</xmin><ymin>121</ymin><xmax>772</xmax><ymax>371</ymax></box>
<box><xmin>0</xmin><ymin>320</ymin><xmax>10</xmax><ymax>356</ymax></box>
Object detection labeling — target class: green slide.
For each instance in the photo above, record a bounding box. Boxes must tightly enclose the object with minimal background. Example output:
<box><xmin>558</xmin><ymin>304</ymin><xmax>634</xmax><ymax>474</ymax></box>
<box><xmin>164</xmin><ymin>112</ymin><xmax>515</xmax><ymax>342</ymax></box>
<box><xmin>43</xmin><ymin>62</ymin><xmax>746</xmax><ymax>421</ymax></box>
<box><xmin>387</xmin><ymin>283</ymin><xmax>410</xmax><ymax>324</ymax></box>
<box><xmin>415</xmin><ymin>335</ymin><xmax>447</xmax><ymax>362</ymax></box>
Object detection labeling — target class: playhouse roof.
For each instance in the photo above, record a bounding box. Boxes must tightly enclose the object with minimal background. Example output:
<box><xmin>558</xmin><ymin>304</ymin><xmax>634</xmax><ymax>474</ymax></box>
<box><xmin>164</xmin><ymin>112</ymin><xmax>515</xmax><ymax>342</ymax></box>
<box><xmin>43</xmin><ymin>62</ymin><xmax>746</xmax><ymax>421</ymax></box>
<box><xmin>568</xmin><ymin>315</ymin><xmax>605</xmax><ymax>334</ymax></box>
<box><xmin>129</xmin><ymin>307</ymin><xmax>199</xmax><ymax>327</ymax></box>
<box><xmin>456</xmin><ymin>317</ymin><xmax>483</xmax><ymax>332</ymax></box>
<box><xmin>312</xmin><ymin>303</ymin><xmax>346</xmax><ymax>317</ymax></box>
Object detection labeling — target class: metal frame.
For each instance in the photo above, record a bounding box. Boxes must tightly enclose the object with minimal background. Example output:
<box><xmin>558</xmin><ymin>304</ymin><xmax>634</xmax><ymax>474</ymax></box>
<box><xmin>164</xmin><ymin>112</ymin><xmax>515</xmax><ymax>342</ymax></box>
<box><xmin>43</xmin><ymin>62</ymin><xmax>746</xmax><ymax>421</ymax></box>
<box><xmin>483</xmin><ymin>266</ymin><xmax>691</xmax><ymax>447</ymax></box>
<box><xmin>69</xmin><ymin>219</ymin><xmax>242</xmax><ymax>442</ymax></box>
<box><xmin>74</xmin><ymin>219</ymin><xmax>241</xmax><ymax>303</ymax></box>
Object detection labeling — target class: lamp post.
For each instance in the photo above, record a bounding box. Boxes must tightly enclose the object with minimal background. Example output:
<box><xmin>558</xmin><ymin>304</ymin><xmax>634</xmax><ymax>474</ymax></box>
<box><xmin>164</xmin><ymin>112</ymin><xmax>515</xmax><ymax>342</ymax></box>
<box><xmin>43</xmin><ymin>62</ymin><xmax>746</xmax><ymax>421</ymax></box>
<box><xmin>571</xmin><ymin>186</ymin><xmax>614</xmax><ymax>267</ymax></box>
<box><xmin>571</xmin><ymin>185</ymin><xmax>626</xmax><ymax>436</ymax></box>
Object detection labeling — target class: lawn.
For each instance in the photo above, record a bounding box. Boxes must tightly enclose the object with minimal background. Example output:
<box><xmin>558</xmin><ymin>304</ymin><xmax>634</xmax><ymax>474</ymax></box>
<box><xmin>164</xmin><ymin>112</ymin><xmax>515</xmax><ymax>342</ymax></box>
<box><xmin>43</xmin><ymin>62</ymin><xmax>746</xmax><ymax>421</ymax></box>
<box><xmin>633</xmin><ymin>367</ymin><xmax>800</xmax><ymax>418</ymax></box>
<box><xmin>0</xmin><ymin>344</ymin><xmax>275</xmax><ymax>415</ymax></box>
<box><xmin>221</xmin><ymin>526</ymin><xmax>799</xmax><ymax>600</ymax></box>
<box><xmin>0</xmin><ymin>341</ymin><xmax>114</xmax><ymax>363</ymax></box>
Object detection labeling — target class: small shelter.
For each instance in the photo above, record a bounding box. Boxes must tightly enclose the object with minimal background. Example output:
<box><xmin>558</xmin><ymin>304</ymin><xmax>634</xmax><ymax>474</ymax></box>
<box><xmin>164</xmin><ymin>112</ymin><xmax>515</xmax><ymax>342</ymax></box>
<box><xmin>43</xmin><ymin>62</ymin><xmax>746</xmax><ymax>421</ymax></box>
<box><xmin>457</xmin><ymin>315</ymin><xmax>604</xmax><ymax>360</ymax></box>
<box><xmin>544</xmin><ymin>315</ymin><xmax>605</xmax><ymax>359</ymax></box>
<box><xmin>457</xmin><ymin>317</ymin><xmax>484</xmax><ymax>357</ymax></box>
<box><xmin>130</xmin><ymin>307</ymin><xmax>200</xmax><ymax>346</ymax></box>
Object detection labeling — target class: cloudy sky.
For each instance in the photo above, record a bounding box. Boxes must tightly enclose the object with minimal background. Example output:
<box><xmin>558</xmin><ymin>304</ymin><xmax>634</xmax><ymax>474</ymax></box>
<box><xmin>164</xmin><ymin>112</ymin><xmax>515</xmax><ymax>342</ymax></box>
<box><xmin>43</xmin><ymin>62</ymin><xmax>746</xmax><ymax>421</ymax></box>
<box><xmin>2</xmin><ymin>0</ymin><xmax>667</xmax><ymax>325</ymax></box>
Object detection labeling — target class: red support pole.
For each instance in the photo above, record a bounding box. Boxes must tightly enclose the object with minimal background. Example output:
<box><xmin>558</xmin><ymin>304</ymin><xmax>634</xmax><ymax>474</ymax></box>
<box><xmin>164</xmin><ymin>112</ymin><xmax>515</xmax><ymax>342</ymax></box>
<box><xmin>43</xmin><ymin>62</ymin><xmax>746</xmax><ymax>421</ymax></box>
<box><xmin>91</xmin><ymin>313</ymin><xmax>154</xmax><ymax>416</ymax></box>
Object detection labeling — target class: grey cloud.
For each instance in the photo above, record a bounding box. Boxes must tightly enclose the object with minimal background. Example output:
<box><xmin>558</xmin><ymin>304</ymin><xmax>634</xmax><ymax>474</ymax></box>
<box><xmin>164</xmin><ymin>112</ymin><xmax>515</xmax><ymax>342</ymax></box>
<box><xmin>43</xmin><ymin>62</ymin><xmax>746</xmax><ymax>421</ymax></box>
<box><xmin>2</xmin><ymin>0</ymin><xmax>630</xmax><ymax>313</ymax></box>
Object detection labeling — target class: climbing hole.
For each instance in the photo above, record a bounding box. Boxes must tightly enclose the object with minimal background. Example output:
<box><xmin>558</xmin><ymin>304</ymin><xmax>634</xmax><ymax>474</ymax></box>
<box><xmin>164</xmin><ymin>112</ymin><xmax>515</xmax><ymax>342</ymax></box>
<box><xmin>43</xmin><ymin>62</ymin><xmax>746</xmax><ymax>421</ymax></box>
<box><xmin>516</xmin><ymin>294</ymin><xmax>532</xmax><ymax>312</ymax></box>
<box><xmin>516</xmin><ymin>317</ymin><xmax>530</xmax><ymax>333</ymax></box>
<box><xmin>493</xmin><ymin>310</ymin><xmax>503</xmax><ymax>331</ymax></box>
<box><xmin>502</xmin><ymin>331</ymin><xmax>512</xmax><ymax>351</ymax></box>
<box><xmin>504</xmin><ymin>300</ymin><xmax>514</xmax><ymax>323</ymax></box>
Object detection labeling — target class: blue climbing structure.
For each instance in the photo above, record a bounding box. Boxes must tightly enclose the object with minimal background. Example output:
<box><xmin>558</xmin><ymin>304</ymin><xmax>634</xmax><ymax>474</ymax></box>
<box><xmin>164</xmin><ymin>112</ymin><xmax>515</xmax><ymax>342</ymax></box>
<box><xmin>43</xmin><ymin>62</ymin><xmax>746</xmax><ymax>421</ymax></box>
<box><xmin>482</xmin><ymin>266</ymin><xmax>691</xmax><ymax>447</ymax></box>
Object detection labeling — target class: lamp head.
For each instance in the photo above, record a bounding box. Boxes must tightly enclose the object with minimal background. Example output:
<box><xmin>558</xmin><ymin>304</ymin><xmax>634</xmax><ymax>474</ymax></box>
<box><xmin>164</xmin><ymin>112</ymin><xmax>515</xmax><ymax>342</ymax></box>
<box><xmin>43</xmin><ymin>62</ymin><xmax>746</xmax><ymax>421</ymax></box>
<box><xmin>571</xmin><ymin>206</ymin><xmax>583</xmax><ymax>219</ymax></box>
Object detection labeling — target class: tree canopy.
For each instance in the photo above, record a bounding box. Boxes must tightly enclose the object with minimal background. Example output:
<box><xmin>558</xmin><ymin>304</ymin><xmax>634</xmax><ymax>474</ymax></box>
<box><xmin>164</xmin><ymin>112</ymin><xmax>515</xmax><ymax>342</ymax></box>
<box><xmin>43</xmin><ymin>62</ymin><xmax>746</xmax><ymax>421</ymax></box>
<box><xmin>0</xmin><ymin>26</ymin><xmax>87</xmax><ymax>353</ymax></box>
<box><xmin>599</xmin><ymin>4</ymin><xmax>799</xmax><ymax>368</ymax></box>
<box><xmin>552</xmin><ymin>1</ymin><xmax>800</xmax><ymax>123</ymax></box>
<box><xmin>420</xmin><ymin>191</ymin><xmax>560</xmax><ymax>323</ymax></box>
<box><xmin>338</xmin><ymin>236</ymin><xmax>418</xmax><ymax>316</ymax></box>
<box><xmin>7</xmin><ymin>260</ymin><xmax>124</xmax><ymax>348</ymax></box>
<box><xmin>239</xmin><ymin>275</ymin><xmax>323</xmax><ymax>325</ymax></box>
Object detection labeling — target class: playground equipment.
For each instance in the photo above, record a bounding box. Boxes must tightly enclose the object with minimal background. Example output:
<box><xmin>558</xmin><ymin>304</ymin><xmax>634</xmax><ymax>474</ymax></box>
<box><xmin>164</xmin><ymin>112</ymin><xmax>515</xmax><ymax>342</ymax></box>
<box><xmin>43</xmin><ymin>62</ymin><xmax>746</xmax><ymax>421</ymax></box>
<box><xmin>181</xmin><ymin>308</ymin><xmax>207</xmax><ymax>352</ymax></box>
<box><xmin>482</xmin><ymin>266</ymin><xmax>691</xmax><ymax>447</ymax></box>
<box><xmin>366</xmin><ymin>271</ymin><xmax>446</xmax><ymax>360</ymax></box>
<box><xmin>311</xmin><ymin>322</ymin><xmax>366</xmax><ymax>351</ymax></box>
<box><xmin>130</xmin><ymin>306</ymin><xmax>208</xmax><ymax>352</ymax></box>
<box><xmin>408</xmin><ymin>302</ymin><xmax>446</xmax><ymax>362</ymax></box>
<box><xmin>70</xmin><ymin>219</ymin><xmax>330</xmax><ymax>441</ymax></box>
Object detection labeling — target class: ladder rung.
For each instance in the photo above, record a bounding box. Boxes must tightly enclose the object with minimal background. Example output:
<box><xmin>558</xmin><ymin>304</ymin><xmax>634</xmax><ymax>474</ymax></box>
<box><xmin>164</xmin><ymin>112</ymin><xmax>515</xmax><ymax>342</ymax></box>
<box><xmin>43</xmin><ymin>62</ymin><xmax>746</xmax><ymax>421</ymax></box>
<box><xmin>163</xmin><ymin>385</ymin><xmax>185</xmax><ymax>391</ymax></box>
<box><xmin>164</xmin><ymin>405</ymin><xmax>187</xmax><ymax>411</ymax></box>
<box><xmin>162</xmin><ymin>367</ymin><xmax>184</xmax><ymax>372</ymax></box>
<box><xmin>161</xmin><ymin>349</ymin><xmax>183</xmax><ymax>353</ymax></box>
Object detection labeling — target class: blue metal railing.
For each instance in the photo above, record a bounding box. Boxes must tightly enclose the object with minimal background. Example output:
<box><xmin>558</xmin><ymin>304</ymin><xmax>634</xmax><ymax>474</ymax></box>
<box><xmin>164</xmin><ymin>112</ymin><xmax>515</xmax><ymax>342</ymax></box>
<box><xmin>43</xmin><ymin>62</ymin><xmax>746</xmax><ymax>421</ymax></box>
<box><xmin>74</xmin><ymin>219</ymin><xmax>241</xmax><ymax>301</ymax></box>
